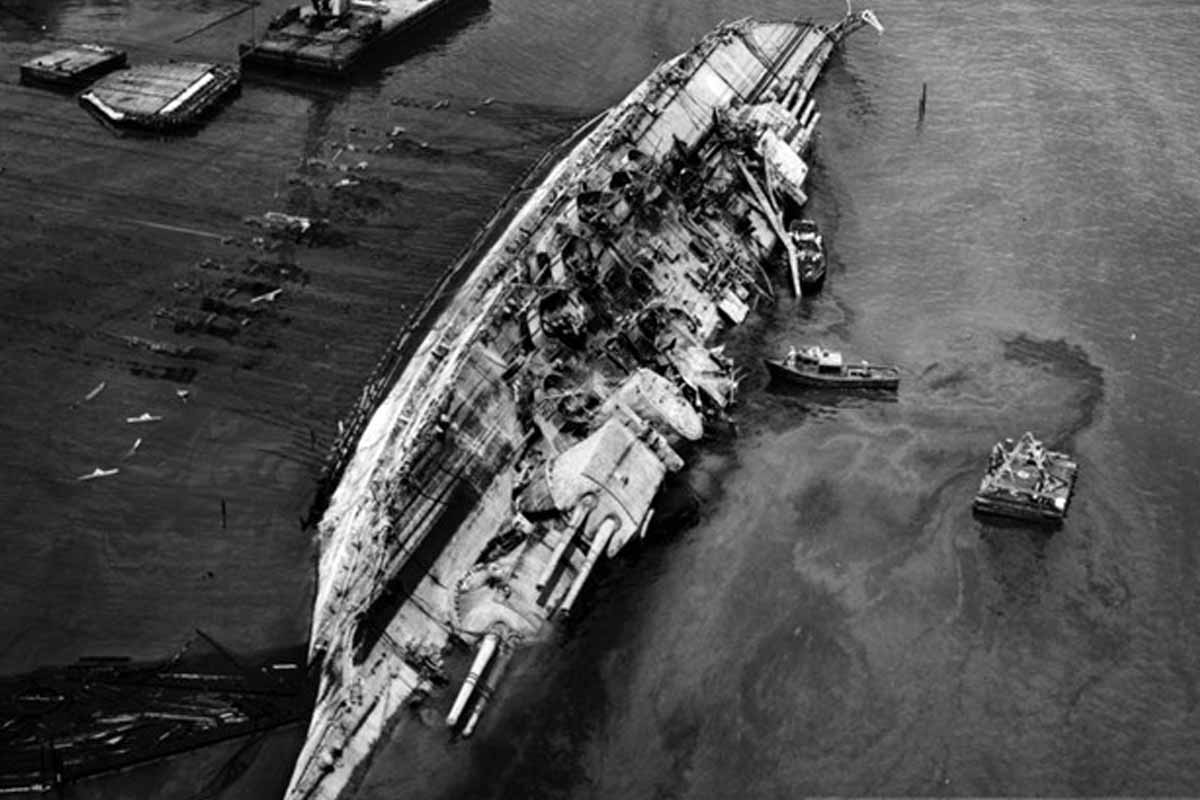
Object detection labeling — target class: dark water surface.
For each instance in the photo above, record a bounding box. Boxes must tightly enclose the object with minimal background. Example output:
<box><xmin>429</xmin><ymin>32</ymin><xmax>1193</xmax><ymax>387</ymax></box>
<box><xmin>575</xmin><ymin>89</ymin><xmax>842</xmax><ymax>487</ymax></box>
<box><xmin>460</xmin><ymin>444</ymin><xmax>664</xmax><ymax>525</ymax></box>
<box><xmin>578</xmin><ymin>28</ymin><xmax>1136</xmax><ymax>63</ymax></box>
<box><xmin>3</xmin><ymin>0</ymin><xmax>1200</xmax><ymax>797</ymax></box>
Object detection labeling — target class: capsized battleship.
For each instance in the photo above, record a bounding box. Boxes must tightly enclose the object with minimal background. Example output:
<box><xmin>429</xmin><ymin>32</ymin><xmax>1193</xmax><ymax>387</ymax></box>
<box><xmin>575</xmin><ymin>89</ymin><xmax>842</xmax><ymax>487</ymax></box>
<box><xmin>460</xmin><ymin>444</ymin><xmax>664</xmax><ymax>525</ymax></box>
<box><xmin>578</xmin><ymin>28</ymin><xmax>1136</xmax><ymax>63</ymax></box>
<box><xmin>287</xmin><ymin>8</ymin><xmax>883</xmax><ymax>799</ymax></box>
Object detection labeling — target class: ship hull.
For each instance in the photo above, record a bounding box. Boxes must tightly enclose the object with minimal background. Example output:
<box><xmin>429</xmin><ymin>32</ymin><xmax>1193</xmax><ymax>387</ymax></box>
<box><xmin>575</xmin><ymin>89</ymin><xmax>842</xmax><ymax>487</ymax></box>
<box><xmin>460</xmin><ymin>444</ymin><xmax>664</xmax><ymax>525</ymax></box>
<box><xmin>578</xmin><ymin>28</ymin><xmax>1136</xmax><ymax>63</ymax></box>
<box><xmin>287</xmin><ymin>12</ymin><xmax>881</xmax><ymax>800</ymax></box>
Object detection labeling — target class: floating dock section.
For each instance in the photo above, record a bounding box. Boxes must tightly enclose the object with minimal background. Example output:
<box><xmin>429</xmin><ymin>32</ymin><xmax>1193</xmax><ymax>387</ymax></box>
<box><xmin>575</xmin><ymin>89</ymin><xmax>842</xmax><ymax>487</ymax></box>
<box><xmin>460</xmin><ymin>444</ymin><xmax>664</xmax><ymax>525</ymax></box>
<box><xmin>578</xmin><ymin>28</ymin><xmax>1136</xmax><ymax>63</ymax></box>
<box><xmin>240</xmin><ymin>0</ymin><xmax>461</xmax><ymax>75</ymax></box>
<box><xmin>286</xmin><ymin>9</ymin><xmax>882</xmax><ymax>800</ymax></box>
<box><xmin>78</xmin><ymin>62</ymin><xmax>240</xmax><ymax>132</ymax></box>
<box><xmin>19</xmin><ymin>44</ymin><xmax>127</xmax><ymax>90</ymax></box>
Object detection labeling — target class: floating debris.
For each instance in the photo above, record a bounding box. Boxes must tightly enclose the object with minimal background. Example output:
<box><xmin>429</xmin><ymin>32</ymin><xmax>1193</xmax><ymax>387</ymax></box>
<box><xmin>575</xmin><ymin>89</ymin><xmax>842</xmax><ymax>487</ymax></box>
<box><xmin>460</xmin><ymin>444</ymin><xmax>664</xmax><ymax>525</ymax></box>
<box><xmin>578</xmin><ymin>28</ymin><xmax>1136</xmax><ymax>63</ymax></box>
<box><xmin>77</xmin><ymin>467</ymin><xmax>119</xmax><ymax>481</ymax></box>
<box><xmin>120</xmin><ymin>335</ymin><xmax>196</xmax><ymax>358</ymax></box>
<box><xmin>125</xmin><ymin>413</ymin><xmax>162</xmax><ymax>424</ymax></box>
<box><xmin>83</xmin><ymin>381</ymin><xmax>107</xmax><ymax>403</ymax></box>
<box><xmin>154</xmin><ymin>306</ymin><xmax>240</xmax><ymax>339</ymax></box>
<box><xmin>250</xmin><ymin>288</ymin><xmax>283</xmax><ymax>304</ymax></box>
<box><xmin>243</xmin><ymin>212</ymin><xmax>343</xmax><ymax>245</ymax></box>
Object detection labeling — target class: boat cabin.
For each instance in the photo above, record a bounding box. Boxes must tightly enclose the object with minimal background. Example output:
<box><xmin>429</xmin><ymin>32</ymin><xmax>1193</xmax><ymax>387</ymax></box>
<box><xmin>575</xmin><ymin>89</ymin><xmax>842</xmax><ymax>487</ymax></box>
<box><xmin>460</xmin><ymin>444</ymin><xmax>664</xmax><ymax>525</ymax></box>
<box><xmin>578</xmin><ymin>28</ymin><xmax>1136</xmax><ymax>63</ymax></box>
<box><xmin>816</xmin><ymin>349</ymin><xmax>842</xmax><ymax>372</ymax></box>
<box><xmin>789</xmin><ymin>345</ymin><xmax>843</xmax><ymax>372</ymax></box>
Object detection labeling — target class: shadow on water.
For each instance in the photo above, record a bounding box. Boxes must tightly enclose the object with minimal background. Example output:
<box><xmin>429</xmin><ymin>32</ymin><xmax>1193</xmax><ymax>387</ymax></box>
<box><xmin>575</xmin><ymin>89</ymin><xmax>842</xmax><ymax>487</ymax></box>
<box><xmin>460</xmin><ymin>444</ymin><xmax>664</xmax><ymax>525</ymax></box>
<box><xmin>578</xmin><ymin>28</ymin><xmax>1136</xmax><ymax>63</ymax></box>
<box><xmin>764</xmin><ymin>378</ymin><xmax>900</xmax><ymax>406</ymax></box>
<box><xmin>977</xmin><ymin>512</ymin><xmax>1060</xmax><ymax>543</ymax></box>
<box><xmin>821</xmin><ymin>47</ymin><xmax>880</xmax><ymax>125</ymax></box>
<box><xmin>744</xmin><ymin>376</ymin><xmax>897</xmax><ymax>437</ymax></box>
<box><xmin>976</xmin><ymin>518</ymin><xmax>1058</xmax><ymax>612</ymax></box>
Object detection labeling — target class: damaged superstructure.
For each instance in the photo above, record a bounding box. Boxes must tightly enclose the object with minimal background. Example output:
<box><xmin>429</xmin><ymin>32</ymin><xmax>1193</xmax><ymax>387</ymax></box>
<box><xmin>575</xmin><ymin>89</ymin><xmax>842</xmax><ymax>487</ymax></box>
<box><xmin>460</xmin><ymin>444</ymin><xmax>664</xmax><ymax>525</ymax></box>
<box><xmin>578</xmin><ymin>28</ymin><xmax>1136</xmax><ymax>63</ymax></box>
<box><xmin>288</xmin><ymin>9</ymin><xmax>882</xmax><ymax>799</ymax></box>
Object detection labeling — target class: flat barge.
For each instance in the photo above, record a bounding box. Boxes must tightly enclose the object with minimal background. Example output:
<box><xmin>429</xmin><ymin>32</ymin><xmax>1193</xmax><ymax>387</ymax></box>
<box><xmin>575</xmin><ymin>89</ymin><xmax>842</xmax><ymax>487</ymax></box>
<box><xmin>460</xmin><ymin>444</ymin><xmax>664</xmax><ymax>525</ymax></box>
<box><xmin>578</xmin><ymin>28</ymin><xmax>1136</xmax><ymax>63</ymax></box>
<box><xmin>288</xmin><ymin>9</ymin><xmax>882</xmax><ymax>800</ymax></box>
<box><xmin>78</xmin><ymin>62</ymin><xmax>240</xmax><ymax>132</ymax></box>
<box><xmin>974</xmin><ymin>432</ymin><xmax>1078</xmax><ymax>524</ymax></box>
<box><xmin>19</xmin><ymin>44</ymin><xmax>127</xmax><ymax>90</ymax></box>
<box><xmin>239</xmin><ymin>0</ymin><xmax>463</xmax><ymax>76</ymax></box>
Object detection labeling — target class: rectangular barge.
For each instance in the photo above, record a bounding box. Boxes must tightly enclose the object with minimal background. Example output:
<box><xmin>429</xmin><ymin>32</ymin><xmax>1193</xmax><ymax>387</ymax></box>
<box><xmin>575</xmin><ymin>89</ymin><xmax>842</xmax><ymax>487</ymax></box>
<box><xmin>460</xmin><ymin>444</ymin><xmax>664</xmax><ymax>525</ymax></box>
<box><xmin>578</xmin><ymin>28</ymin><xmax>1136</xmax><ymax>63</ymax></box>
<box><xmin>239</xmin><ymin>0</ymin><xmax>462</xmax><ymax>76</ymax></box>
<box><xmin>974</xmin><ymin>432</ymin><xmax>1078</xmax><ymax>524</ymax></box>
<box><xmin>19</xmin><ymin>44</ymin><xmax>127</xmax><ymax>90</ymax></box>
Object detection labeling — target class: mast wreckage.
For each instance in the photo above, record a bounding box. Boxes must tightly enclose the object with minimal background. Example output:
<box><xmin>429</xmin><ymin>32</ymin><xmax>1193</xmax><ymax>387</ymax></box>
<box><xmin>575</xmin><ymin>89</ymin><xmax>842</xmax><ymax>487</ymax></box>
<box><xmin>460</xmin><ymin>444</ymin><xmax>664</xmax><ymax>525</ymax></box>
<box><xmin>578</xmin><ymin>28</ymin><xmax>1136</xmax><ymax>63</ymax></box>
<box><xmin>288</xmin><ymin>9</ymin><xmax>882</xmax><ymax>799</ymax></box>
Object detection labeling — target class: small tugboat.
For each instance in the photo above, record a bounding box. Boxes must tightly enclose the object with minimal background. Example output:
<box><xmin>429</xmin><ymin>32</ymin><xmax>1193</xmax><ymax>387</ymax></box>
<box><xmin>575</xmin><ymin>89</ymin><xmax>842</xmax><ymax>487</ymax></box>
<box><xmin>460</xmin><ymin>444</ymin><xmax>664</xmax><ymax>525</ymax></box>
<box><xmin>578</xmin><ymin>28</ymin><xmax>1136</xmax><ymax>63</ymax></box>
<box><xmin>973</xmin><ymin>432</ymin><xmax>1078</xmax><ymax>524</ymax></box>
<box><xmin>763</xmin><ymin>345</ymin><xmax>900</xmax><ymax>389</ymax></box>
<box><xmin>789</xmin><ymin>218</ymin><xmax>826</xmax><ymax>290</ymax></box>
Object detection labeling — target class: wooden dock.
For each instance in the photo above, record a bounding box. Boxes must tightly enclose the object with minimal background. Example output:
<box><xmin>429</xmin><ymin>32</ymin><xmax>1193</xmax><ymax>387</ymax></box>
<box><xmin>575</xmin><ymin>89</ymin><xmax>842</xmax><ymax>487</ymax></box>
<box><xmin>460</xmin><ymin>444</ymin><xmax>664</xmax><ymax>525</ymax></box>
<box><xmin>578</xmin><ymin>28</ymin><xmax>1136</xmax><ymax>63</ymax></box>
<box><xmin>239</xmin><ymin>0</ymin><xmax>463</xmax><ymax>76</ymax></box>
<box><xmin>19</xmin><ymin>44</ymin><xmax>127</xmax><ymax>90</ymax></box>
<box><xmin>78</xmin><ymin>62</ymin><xmax>241</xmax><ymax>132</ymax></box>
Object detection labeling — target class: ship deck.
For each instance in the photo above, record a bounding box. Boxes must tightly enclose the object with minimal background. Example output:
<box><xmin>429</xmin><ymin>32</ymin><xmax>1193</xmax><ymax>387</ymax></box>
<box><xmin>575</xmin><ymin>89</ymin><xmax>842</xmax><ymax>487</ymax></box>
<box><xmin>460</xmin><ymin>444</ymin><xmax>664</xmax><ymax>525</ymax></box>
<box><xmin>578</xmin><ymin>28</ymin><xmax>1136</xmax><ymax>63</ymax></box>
<box><xmin>78</xmin><ymin>62</ymin><xmax>240</xmax><ymax>132</ymax></box>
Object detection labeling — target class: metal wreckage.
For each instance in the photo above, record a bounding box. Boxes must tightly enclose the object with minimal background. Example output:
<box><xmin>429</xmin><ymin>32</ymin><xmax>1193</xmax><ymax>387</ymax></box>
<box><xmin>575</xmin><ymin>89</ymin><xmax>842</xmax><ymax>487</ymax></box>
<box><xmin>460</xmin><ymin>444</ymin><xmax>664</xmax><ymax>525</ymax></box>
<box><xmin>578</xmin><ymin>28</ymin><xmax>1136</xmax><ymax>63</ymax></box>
<box><xmin>288</xmin><ymin>8</ymin><xmax>883</xmax><ymax>799</ymax></box>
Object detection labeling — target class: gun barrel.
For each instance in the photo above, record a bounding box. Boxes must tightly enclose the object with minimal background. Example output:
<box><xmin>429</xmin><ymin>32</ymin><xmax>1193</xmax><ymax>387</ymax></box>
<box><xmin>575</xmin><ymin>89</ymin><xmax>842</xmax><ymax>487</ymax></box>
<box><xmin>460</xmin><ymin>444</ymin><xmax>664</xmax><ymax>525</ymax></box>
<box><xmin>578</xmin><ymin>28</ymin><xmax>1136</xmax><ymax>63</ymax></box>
<box><xmin>446</xmin><ymin>632</ymin><xmax>499</xmax><ymax>729</ymax></box>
